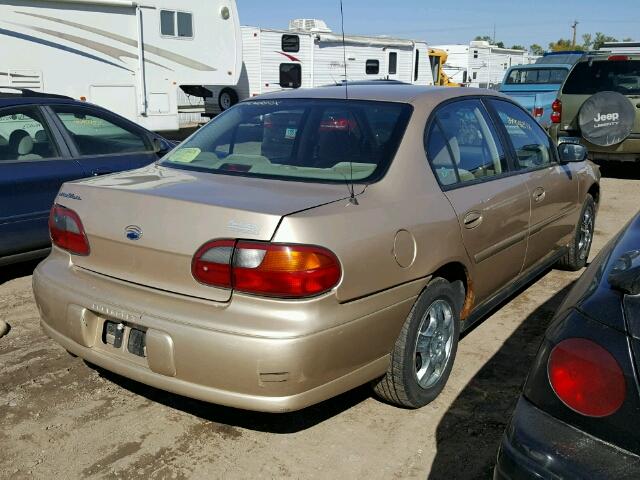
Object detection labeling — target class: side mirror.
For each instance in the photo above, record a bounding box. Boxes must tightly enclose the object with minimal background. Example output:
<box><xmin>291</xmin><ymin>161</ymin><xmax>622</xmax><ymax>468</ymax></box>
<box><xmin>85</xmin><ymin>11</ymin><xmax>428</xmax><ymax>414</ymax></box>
<box><xmin>152</xmin><ymin>137</ymin><xmax>172</xmax><ymax>156</ymax></box>
<box><xmin>558</xmin><ymin>142</ymin><xmax>588</xmax><ymax>163</ymax></box>
<box><xmin>608</xmin><ymin>250</ymin><xmax>640</xmax><ymax>295</ymax></box>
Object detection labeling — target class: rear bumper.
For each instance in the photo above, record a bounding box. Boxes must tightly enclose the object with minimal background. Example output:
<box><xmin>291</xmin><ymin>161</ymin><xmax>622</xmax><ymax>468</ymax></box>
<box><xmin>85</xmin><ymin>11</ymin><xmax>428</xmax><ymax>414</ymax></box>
<box><xmin>33</xmin><ymin>250</ymin><xmax>423</xmax><ymax>412</ymax></box>
<box><xmin>494</xmin><ymin>397</ymin><xmax>640</xmax><ymax>480</ymax></box>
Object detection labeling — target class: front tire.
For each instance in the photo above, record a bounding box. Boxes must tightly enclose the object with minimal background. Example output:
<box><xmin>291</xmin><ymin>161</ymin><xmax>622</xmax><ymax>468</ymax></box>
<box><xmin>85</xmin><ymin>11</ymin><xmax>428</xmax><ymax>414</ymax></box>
<box><xmin>557</xmin><ymin>194</ymin><xmax>595</xmax><ymax>271</ymax></box>
<box><xmin>373</xmin><ymin>277</ymin><xmax>462</xmax><ymax>408</ymax></box>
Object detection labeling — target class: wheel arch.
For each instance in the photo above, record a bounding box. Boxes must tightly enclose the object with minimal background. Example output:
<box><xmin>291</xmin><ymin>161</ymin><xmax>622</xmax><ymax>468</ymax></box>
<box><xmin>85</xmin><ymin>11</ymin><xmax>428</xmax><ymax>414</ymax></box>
<box><xmin>429</xmin><ymin>261</ymin><xmax>474</xmax><ymax>320</ymax></box>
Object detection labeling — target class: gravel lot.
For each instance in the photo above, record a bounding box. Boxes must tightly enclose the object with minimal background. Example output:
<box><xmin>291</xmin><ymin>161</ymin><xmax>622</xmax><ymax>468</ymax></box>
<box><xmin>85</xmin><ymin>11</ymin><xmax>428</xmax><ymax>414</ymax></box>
<box><xmin>1</xmin><ymin>167</ymin><xmax>639</xmax><ymax>480</ymax></box>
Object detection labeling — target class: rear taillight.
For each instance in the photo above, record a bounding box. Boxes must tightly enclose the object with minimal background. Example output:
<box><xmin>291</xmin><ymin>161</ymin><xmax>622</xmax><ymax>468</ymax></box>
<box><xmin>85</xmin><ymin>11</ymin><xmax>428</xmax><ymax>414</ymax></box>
<box><xmin>551</xmin><ymin>99</ymin><xmax>562</xmax><ymax>124</ymax></box>
<box><xmin>49</xmin><ymin>204</ymin><xmax>90</xmax><ymax>255</ymax></box>
<box><xmin>608</xmin><ymin>55</ymin><xmax>630</xmax><ymax>61</ymax></box>
<box><xmin>548</xmin><ymin>338</ymin><xmax>626</xmax><ymax>417</ymax></box>
<box><xmin>533</xmin><ymin>107</ymin><xmax>544</xmax><ymax>118</ymax></box>
<box><xmin>192</xmin><ymin>240</ymin><xmax>341</xmax><ymax>298</ymax></box>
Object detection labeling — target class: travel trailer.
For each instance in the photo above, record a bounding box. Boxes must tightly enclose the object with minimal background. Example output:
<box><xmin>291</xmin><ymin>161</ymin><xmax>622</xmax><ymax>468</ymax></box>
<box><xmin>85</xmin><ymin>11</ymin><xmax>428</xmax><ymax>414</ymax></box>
<box><xmin>0</xmin><ymin>0</ymin><xmax>242</xmax><ymax>131</ymax></box>
<box><xmin>204</xmin><ymin>19</ymin><xmax>434</xmax><ymax>115</ymax></box>
<box><xmin>433</xmin><ymin>41</ymin><xmax>528</xmax><ymax>88</ymax></box>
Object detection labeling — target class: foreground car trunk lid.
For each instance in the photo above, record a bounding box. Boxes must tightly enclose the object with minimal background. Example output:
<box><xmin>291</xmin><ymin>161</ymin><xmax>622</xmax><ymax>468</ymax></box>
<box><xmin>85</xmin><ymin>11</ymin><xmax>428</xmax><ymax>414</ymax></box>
<box><xmin>56</xmin><ymin>165</ymin><xmax>349</xmax><ymax>302</ymax></box>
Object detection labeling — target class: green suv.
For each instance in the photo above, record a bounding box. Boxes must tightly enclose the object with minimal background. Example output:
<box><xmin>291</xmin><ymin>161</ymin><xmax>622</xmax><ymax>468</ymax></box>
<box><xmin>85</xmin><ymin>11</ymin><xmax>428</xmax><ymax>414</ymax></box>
<box><xmin>550</xmin><ymin>54</ymin><xmax>640</xmax><ymax>163</ymax></box>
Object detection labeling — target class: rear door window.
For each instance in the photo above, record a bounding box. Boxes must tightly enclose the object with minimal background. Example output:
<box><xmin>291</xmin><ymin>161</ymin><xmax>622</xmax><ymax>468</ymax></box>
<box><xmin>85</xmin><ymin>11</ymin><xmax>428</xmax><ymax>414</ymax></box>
<box><xmin>425</xmin><ymin>99</ymin><xmax>508</xmax><ymax>187</ymax></box>
<box><xmin>51</xmin><ymin>106</ymin><xmax>151</xmax><ymax>156</ymax></box>
<box><xmin>563</xmin><ymin>60</ymin><xmax>640</xmax><ymax>95</ymax></box>
<box><xmin>489</xmin><ymin>99</ymin><xmax>554</xmax><ymax>170</ymax></box>
<box><xmin>0</xmin><ymin>107</ymin><xmax>59</xmax><ymax>162</ymax></box>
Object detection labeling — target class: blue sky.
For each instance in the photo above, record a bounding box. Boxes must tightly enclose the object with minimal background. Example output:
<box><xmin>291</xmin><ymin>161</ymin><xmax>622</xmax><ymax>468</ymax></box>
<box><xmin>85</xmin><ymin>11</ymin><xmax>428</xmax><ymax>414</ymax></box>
<box><xmin>237</xmin><ymin>0</ymin><xmax>640</xmax><ymax>50</ymax></box>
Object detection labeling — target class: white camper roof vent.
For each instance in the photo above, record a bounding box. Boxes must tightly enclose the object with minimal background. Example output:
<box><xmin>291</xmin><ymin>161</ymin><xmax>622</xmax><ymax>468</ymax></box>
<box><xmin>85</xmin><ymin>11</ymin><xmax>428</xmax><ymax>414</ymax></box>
<box><xmin>288</xmin><ymin>19</ymin><xmax>332</xmax><ymax>33</ymax></box>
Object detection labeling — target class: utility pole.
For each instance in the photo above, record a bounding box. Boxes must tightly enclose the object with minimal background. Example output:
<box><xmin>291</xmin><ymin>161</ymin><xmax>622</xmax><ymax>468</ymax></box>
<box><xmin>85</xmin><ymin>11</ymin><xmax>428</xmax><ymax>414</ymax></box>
<box><xmin>571</xmin><ymin>20</ymin><xmax>579</xmax><ymax>48</ymax></box>
<box><xmin>493</xmin><ymin>24</ymin><xmax>496</xmax><ymax>44</ymax></box>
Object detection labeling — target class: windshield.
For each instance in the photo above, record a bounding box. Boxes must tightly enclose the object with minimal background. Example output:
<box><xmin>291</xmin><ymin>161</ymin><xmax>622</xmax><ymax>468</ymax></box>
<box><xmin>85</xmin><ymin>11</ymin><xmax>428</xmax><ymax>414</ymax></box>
<box><xmin>161</xmin><ymin>99</ymin><xmax>412</xmax><ymax>183</ymax></box>
<box><xmin>563</xmin><ymin>60</ymin><xmax>640</xmax><ymax>95</ymax></box>
<box><xmin>505</xmin><ymin>68</ymin><xmax>568</xmax><ymax>85</ymax></box>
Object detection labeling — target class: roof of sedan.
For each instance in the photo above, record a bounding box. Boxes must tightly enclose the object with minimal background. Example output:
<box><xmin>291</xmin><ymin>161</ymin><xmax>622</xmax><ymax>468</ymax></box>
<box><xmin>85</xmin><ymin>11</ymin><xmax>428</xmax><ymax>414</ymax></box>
<box><xmin>249</xmin><ymin>85</ymin><xmax>508</xmax><ymax>105</ymax></box>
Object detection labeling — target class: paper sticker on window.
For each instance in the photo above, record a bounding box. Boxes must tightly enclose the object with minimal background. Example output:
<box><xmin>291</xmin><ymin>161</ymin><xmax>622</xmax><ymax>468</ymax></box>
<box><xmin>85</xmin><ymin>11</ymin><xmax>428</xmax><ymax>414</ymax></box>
<box><xmin>285</xmin><ymin>127</ymin><xmax>297</xmax><ymax>139</ymax></box>
<box><xmin>167</xmin><ymin>147</ymin><xmax>201</xmax><ymax>163</ymax></box>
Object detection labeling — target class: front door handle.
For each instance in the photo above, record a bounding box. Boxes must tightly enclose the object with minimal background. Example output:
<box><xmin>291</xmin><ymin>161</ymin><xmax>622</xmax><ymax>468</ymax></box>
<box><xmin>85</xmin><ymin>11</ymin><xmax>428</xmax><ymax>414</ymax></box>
<box><xmin>533</xmin><ymin>187</ymin><xmax>546</xmax><ymax>203</ymax></box>
<box><xmin>463</xmin><ymin>211</ymin><xmax>483</xmax><ymax>229</ymax></box>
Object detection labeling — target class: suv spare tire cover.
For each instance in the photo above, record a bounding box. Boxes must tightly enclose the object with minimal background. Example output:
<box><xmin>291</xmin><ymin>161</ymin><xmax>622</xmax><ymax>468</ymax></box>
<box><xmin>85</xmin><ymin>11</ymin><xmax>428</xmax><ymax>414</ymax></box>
<box><xmin>578</xmin><ymin>91</ymin><xmax>635</xmax><ymax>147</ymax></box>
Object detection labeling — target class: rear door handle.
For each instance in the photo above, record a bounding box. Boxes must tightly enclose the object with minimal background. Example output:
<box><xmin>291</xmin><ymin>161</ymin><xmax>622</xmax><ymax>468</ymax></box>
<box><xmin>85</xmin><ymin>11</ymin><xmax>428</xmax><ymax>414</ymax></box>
<box><xmin>533</xmin><ymin>187</ymin><xmax>546</xmax><ymax>203</ymax></box>
<box><xmin>463</xmin><ymin>211</ymin><xmax>483</xmax><ymax>229</ymax></box>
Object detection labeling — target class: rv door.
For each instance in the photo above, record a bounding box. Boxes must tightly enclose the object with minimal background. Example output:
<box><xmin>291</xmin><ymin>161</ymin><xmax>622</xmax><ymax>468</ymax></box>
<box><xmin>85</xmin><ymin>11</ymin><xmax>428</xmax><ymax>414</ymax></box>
<box><xmin>387</xmin><ymin>50</ymin><xmax>399</xmax><ymax>80</ymax></box>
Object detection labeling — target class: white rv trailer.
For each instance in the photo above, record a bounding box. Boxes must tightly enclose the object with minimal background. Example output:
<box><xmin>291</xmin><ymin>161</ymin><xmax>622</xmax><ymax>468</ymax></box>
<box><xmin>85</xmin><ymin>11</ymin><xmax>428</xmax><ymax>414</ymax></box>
<box><xmin>0</xmin><ymin>0</ymin><xmax>242</xmax><ymax>131</ymax></box>
<box><xmin>433</xmin><ymin>41</ymin><xmax>527</xmax><ymax>88</ymax></box>
<box><xmin>600</xmin><ymin>41</ymin><xmax>640</xmax><ymax>54</ymax></box>
<box><xmin>204</xmin><ymin>19</ymin><xmax>434</xmax><ymax>115</ymax></box>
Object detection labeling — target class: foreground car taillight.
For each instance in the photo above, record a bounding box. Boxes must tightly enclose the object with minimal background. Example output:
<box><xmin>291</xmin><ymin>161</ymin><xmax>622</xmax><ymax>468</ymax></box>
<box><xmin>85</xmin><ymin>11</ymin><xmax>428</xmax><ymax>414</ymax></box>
<box><xmin>49</xmin><ymin>204</ymin><xmax>90</xmax><ymax>255</ymax></box>
<box><xmin>551</xmin><ymin>99</ymin><xmax>562</xmax><ymax>124</ymax></box>
<box><xmin>192</xmin><ymin>240</ymin><xmax>341</xmax><ymax>298</ymax></box>
<box><xmin>548</xmin><ymin>338</ymin><xmax>625</xmax><ymax>417</ymax></box>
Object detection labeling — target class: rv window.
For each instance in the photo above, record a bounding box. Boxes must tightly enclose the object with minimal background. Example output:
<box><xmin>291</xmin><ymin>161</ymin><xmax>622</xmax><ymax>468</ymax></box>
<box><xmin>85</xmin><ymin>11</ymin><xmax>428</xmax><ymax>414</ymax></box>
<box><xmin>282</xmin><ymin>34</ymin><xmax>300</xmax><ymax>53</ymax></box>
<box><xmin>160</xmin><ymin>10</ymin><xmax>175</xmax><ymax>36</ymax></box>
<box><xmin>414</xmin><ymin>50</ymin><xmax>420</xmax><ymax>81</ymax></box>
<box><xmin>388</xmin><ymin>52</ymin><xmax>398</xmax><ymax>75</ymax></box>
<box><xmin>472</xmin><ymin>72</ymin><xmax>477</xmax><ymax>80</ymax></box>
<box><xmin>473</xmin><ymin>50</ymin><xmax>478</xmax><ymax>59</ymax></box>
<box><xmin>177</xmin><ymin>12</ymin><xmax>193</xmax><ymax>38</ymax></box>
<box><xmin>279</xmin><ymin>63</ymin><xmax>302</xmax><ymax>88</ymax></box>
<box><xmin>51</xmin><ymin>106</ymin><xmax>151</xmax><ymax>156</ymax></box>
<box><xmin>366</xmin><ymin>59</ymin><xmax>379</xmax><ymax>75</ymax></box>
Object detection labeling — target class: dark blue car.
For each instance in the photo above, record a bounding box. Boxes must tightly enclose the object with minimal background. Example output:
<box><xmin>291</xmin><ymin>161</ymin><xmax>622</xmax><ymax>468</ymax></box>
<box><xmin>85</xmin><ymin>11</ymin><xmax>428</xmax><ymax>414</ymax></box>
<box><xmin>0</xmin><ymin>89</ymin><xmax>174</xmax><ymax>266</ymax></box>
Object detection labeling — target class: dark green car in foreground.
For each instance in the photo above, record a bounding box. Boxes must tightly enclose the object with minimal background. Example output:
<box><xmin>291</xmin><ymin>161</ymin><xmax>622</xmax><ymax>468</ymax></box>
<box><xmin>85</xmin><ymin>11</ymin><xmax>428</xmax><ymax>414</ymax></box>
<box><xmin>550</xmin><ymin>54</ymin><xmax>640</xmax><ymax>163</ymax></box>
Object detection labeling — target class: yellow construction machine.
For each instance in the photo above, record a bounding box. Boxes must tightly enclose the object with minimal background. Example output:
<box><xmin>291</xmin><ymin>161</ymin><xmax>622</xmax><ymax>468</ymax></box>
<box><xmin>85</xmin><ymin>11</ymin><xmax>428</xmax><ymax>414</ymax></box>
<box><xmin>429</xmin><ymin>48</ymin><xmax>460</xmax><ymax>87</ymax></box>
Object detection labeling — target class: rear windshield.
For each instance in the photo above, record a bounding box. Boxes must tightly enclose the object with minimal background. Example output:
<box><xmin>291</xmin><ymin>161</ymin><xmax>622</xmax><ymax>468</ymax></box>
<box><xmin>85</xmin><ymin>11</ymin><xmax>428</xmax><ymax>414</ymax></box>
<box><xmin>505</xmin><ymin>68</ymin><xmax>568</xmax><ymax>85</ymax></box>
<box><xmin>563</xmin><ymin>60</ymin><xmax>640</xmax><ymax>95</ymax></box>
<box><xmin>161</xmin><ymin>99</ymin><xmax>412</xmax><ymax>183</ymax></box>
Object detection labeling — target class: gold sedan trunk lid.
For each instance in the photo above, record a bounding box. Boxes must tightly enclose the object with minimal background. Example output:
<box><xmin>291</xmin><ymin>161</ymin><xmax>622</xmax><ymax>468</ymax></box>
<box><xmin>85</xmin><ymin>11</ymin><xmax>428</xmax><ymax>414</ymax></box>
<box><xmin>57</xmin><ymin>165</ymin><xmax>350</xmax><ymax>302</ymax></box>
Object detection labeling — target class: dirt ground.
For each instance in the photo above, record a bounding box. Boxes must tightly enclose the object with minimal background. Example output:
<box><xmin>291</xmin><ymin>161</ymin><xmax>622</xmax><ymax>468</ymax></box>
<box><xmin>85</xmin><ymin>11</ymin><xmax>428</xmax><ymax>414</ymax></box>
<box><xmin>1</xmin><ymin>167</ymin><xmax>639</xmax><ymax>480</ymax></box>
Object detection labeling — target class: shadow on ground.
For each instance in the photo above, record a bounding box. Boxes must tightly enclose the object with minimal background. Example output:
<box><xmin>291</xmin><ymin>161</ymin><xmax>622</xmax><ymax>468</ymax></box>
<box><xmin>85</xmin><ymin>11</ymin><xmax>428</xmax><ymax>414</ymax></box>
<box><xmin>599</xmin><ymin>162</ymin><xmax>640</xmax><ymax>180</ymax></box>
<box><xmin>428</xmin><ymin>281</ymin><xmax>576</xmax><ymax>479</ymax></box>
<box><xmin>0</xmin><ymin>258</ymin><xmax>41</xmax><ymax>285</ymax></box>
<box><xmin>89</xmin><ymin>363</ymin><xmax>372</xmax><ymax>434</ymax></box>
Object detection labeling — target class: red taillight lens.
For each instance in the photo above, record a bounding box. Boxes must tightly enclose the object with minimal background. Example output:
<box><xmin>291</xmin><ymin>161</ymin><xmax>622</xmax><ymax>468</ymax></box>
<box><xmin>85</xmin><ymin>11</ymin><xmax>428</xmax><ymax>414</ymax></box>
<box><xmin>533</xmin><ymin>107</ymin><xmax>544</xmax><ymax>118</ymax></box>
<box><xmin>551</xmin><ymin>99</ymin><xmax>562</xmax><ymax>124</ymax></box>
<box><xmin>49</xmin><ymin>204</ymin><xmax>90</xmax><ymax>255</ymax></box>
<box><xmin>548</xmin><ymin>338</ymin><xmax>626</xmax><ymax>417</ymax></box>
<box><xmin>192</xmin><ymin>239</ymin><xmax>235</xmax><ymax>288</ymax></box>
<box><xmin>608</xmin><ymin>55</ymin><xmax>630</xmax><ymax>62</ymax></box>
<box><xmin>192</xmin><ymin>240</ymin><xmax>341</xmax><ymax>298</ymax></box>
<box><xmin>233</xmin><ymin>242</ymin><xmax>341</xmax><ymax>298</ymax></box>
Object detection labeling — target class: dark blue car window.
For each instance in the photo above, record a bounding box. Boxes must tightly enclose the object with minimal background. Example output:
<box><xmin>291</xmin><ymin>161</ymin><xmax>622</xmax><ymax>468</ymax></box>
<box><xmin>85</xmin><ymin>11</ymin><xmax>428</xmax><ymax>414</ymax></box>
<box><xmin>0</xmin><ymin>107</ymin><xmax>59</xmax><ymax>162</ymax></box>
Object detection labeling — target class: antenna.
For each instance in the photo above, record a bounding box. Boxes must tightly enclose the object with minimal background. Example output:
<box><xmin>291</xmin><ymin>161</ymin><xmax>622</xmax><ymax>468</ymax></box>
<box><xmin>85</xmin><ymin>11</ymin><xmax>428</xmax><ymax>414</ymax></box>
<box><xmin>339</xmin><ymin>0</ymin><xmax>358</xmax><ymax>205</ymax></box>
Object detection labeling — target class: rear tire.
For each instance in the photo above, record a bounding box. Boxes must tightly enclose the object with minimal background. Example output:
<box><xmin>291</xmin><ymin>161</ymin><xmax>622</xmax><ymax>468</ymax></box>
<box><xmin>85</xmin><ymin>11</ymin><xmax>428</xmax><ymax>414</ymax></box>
<box><xmin>557</xmin><ymin>194</ymin><xmax>595</xmax><ymax>271</ymax></box>
<box><xmin>373</xmin><ymin>277</ymin><xmax>462</xmax><ymax>408</ymax></box>
<box><xmin>218</xmin><ymin>88</ymin><xmax>238</xmax><ymax>111</ymax></box>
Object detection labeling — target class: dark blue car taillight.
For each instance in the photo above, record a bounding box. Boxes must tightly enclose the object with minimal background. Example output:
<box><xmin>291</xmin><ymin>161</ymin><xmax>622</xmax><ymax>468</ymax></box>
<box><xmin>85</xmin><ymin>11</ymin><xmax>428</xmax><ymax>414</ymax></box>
<box><xmin>524</xmin><ymin>308</ymin><xmax>640</xmax><ymax>455</ymax></box>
